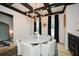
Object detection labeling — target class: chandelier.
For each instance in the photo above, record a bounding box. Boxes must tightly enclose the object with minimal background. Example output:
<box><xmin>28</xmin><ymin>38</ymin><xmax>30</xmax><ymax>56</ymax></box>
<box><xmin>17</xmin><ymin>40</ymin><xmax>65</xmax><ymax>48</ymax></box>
<box><xmin>26</xmin><ymin>3</ymin><xmax>48</xmax><ymax>18</ymax></box>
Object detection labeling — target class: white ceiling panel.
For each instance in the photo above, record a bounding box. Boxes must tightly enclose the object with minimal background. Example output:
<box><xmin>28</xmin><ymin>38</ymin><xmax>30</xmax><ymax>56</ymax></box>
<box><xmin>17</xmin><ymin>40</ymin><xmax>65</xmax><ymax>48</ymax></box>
<box><xmin>28</xmin><ymin>3</ymin><xmax>44</xmax><ymax>9</ymax></box>
<box><xmin>51</xmin><ymin>5</ymin><xmax>64</xmax><ymax>13</ymax></box>
<box><xmin>38</xmin><ymin>10</ymin><xmax>48</xmax><ymax>15</ymax></box>
<box><xmin>11</xmin><ymin>3</ymin><xmax>29</xmax><ymax>12</ymax></box>
<box><xmin>29</xmin><ymin>13</ymin><xmax>37</xmax><ymax>17</ymax></box>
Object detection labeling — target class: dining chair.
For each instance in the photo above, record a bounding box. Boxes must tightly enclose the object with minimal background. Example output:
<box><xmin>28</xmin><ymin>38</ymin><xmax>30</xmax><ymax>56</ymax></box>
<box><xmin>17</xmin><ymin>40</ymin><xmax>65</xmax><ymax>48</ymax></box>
<box><xmin>16</xmin><ymin>39</ymin><xmax>22</xmax><ymax>56</ymax></box>
<box><xmin>40</xmin><ymin>40</ymin><xmax>56</xmax><ymax>56</ymax></box>
<box><xmin>48</xmin><ymin>40</ymin><xmax>56</xmax><ymax>56</ymax></box>
<box><xmin>51</xmin><ymin>36</ymin><xmax>54</xmax><ymax>41</ymax></box>
<box><xmin>21</xmin><ymin>42</ymin><xmax>40</xmax><ymax>56</ymax></box>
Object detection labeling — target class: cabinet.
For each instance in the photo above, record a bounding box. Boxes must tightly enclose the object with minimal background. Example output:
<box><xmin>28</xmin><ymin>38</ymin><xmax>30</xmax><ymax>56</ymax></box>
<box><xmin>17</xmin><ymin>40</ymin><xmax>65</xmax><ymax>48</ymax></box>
<box><xmin>68</xmin><ymin>33</ymin><xmax>79</xmax><ymax>56</ymax></box>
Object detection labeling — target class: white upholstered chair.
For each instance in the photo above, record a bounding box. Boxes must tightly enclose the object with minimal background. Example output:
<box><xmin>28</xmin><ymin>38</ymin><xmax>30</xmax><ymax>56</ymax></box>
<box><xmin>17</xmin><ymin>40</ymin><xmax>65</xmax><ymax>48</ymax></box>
<box><xmin>40</xmin><ymin>40</ymin><xmax>56</xmax><ymax>56</ymax></box>
<box><xmin>21</xmin><ymin>42</ymin><xmax>40</xmax><ymax>56</ymax></box>
<box><xmin>16</xmin><ymin>39</ymin><xmax>22</xmax><ymax>56</ymax></box>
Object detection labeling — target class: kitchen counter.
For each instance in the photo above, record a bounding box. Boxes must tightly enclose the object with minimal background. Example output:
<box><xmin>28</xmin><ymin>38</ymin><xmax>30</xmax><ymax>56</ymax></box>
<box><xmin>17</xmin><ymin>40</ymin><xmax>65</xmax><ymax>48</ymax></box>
<box><xmin>68</xmin><ymin>32</ymin><xmax>79</xmax><ymax>55</ymax></box>
<box><xmin>68</xmin><ymin>31</ymin><xmax>79</xmax><ymax>37</ymax></box>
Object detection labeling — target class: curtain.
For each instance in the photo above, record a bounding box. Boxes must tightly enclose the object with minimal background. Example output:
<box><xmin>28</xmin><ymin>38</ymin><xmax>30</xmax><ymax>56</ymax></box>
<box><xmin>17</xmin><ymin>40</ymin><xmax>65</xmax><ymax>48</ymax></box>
<box><xmin>39</xmin><ymin>17</ymin><xmax>42</xmax><ymax>35</ymax></box>
<box><xmin>34</xmin><ymin>19</ymin><xmax>36</xmax><ymax>34</ymax></box>
<box><xmin>54</xmin><ymin>15</ymin><xmax>59</xmax><ymax>42</ymax></box>
<box><xmin>48</xmin><ymin>16</ymin><xmax>51</xmax><ymax>36</ymax></box>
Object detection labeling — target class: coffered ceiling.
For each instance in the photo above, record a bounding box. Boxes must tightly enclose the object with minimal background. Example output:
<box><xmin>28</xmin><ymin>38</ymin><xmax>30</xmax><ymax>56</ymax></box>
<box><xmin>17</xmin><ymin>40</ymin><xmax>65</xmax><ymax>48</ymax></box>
<box><xmin>0</xmin><ymin>3</ymin><xmax>74</xmax><ymax>18</ymax></box>
<box><xmin>11</xmin><ymin>3</ymin><xmax>30</xmax><ymax>12</ymax></box>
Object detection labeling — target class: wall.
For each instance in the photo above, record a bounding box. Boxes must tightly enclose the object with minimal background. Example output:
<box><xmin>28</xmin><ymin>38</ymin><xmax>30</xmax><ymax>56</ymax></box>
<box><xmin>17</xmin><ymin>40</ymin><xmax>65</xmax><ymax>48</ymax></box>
<box><xmin>41</xmin><ymin>16</ymin><xmax>48</xmax><ymax>35</ymax></box>
<box><xmin>0</xmin><ymin>13</ymin><xmax>13</xmax><ymax>31</ymax></box>
<box><xmin>64</xmin><ymin>4</ymin><xmax>79</xmax><ymax>49</ymax></box>
<box><xmin>59</xmin><ymin>14</ymin><xmax>65</xmax><ymax>43</ymax></box>
<box><xmin>31</xmin><ymin>18</ymin><xmax>34</xmax><ymax>34</ymax></box>
<box><xmin>0</xmin><ymin>5</ymin><xmax>32</xmax><ymax>44</ymax></box>
<box><xmin>65</xmin><ymin>4</ymin><xmax>79</xmax><ymax>33</ymax></box>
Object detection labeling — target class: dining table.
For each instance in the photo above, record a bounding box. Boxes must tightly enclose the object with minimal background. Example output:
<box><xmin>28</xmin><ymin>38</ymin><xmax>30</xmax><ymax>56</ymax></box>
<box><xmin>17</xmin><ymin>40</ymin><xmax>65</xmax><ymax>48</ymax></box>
<box><xmin>20</xmin><ymin>35</ymin><xmax>58</xmax><ymax>56</ymax></box>
<box><xmin>21</xmin><ymin>35</ymin><xmax>51</xmax><ymax>44</ymax></box>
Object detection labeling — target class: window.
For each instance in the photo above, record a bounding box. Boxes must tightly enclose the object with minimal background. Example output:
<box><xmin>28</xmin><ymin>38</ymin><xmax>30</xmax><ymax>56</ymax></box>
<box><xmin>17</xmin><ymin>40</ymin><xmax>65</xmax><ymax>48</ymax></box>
<box><xmin>51</xmin><ymin>15</ymin><xmax>55</xmax><ymax>37</ymax></box>
<box><xmin>36</xmin><ymin>18</ymin><xmax>39</xmax><ymax>33</ymax></box>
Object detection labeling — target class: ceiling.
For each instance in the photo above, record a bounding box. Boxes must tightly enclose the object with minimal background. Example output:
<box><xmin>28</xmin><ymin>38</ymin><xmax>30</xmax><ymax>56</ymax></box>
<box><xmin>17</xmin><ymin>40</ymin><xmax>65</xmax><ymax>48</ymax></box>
<box><xmin>0</xmin><ymin>3</ymin><xmax>74</xmax><ymax>18</ymax></box>
<box><xmin>11</xmin><ymin>3</ymin><xmax>30</xmax><ymax>12</ymax></box>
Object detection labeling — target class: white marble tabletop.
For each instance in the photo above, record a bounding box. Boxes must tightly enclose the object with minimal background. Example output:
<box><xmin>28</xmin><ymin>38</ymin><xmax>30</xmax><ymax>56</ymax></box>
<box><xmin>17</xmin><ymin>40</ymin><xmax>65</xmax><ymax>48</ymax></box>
<box><xmin>21</xmin><ymin>35</ymin><xmax>51</xmax><ymax>44</ymax></box>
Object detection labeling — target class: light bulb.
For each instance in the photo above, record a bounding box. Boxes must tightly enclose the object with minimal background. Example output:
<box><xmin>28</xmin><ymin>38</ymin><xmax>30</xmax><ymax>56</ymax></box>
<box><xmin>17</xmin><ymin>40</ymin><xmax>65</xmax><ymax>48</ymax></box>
<box><xmin>9</xmin><ymin>30</ymin><xmax>13</xmax><ymax>34</ymax></box>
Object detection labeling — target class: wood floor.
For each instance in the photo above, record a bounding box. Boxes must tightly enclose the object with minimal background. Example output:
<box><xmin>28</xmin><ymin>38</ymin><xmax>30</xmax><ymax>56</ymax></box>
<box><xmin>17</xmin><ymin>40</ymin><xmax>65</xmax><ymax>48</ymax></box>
<box><xmin>58</xmin><ymin>43</ymin><xmax>72</xmax><ymax>56</ymax></box>
<box><xmin>0</xmin><ymin>44</ymin><xmax>17</xmax><ymax>56</ymax></box>
<box><xmin>0</xmin><ymin>43</ymin><xmax>72</xmax><ymax>56</ymax></box>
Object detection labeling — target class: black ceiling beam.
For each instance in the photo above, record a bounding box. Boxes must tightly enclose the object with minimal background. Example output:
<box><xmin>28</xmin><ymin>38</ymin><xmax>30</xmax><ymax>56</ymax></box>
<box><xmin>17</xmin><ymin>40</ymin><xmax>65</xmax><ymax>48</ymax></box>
<box><xmin>44</xmin><ymin>11</ymin><xmax>63</xmax><ymax>16</ymax></box>
<box><xmin>36</xmin><ymin>5</ymin><xmax>66</xmax><ymax>17</ymax></box>
<box><xmin>50</xmin><ymin>3</ymin><xmax>74</xmax><ymax>7</ymax></box>
<box><xmin>0</xmin><ymin>3</ymin><xmax>26</xmax><ymax>15</ymax></box>
<box><xmin>60</xmin><ymin>3</ymin><xmax>75</xmax><ymax>13</ymax></box>
<box><xmin>21</xmin><ymin>3</ymin><xmax>41</xmax><ymax>17</ymax></box>
<box><xmin>0</xmin><ymin>3</ymin><xmax>33</xmax><ymax>18</ymax></box>
<box><xmin>62</xmin><ymin>5</ymin><xmax>67</xmax><ymax>13</ymax></box>
<box><xmin>36</xmin><ymin>4</ymin><xmax>67</xmax><ymax>17</ymax></box>
<box><xmin>26</xmin><ymin>14</ymin><xmax>33</xmax><ymax>18</ymax></box>
<box><xmin>21</xmin><ymin>3</ymin><xmax>33</xmax><ymax>11</ymax></box>
<box><xmin>27</xmin><ymin>3</ymin><xmax>75</xmax><ymax>13</ymax></box>
<box><xmin>30</xmin><ymin>3</ymin><xmax>75</xmax><ymax>18</ymax></box>
<box><xmin>26</xmin><ymin>3</ymin><xmax>49</xmax><ymax>17</ymax></box>
<box><xmin>25</xmin><ymin>3</ymin><xmax>67</xmax><ymax>14</ymax></box>
<box><xmin>44</xmin><ymin>3</ymin><xmax>52</xmax><ymax>14</ymax></box>
<box><xmin>36</xmin><ymin>11</ymin><xmax>63</xmax><ymax>17</ymax></box>
<box><xmin>37</xmin><ymin>3</ymin><xmax>75</xmax><ymax>17</ymax></box>
<box><xmin>50</xmin><ymin>3</ymin><xmax>66</xmax><ymax>7</ymax></box>
<box><xmin>43</xmin><ymin>3</ymin><xmax>50</xmax><ymax>13</ymax></box>
<box><xmin>25</xmin><ymin>5</ymin><xmax>47</xmax><ymax>14</ymax></box>
<box><xmin>0</xmin><ymin>11</ymin><xmax>13</xmax><ymax>17</ymax></box>
<box><xmin>35</xmin><ymin>12</ymin><xmax>40</xmax><ymax>16</ymax></box>
<box><xmin>63</xmin><ymin>3</ymin><xmax>76</xmax><ymax>12</ymax></box>
<box><xmin>43</xmin><ymin>3</ymin><xmax>49</xmax><ymax>9</ymax></box>
<box><xmin>5</xmin><ymin>3</ymin><xmax>14</xmax><ymax>5</ymax></box>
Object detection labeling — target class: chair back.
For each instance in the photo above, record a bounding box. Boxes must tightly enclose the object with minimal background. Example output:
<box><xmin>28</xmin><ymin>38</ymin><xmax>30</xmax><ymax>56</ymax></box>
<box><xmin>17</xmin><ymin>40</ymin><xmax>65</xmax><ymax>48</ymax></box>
<box><xmin>21</xmin><ymin>42</ymin><xmax>40</xmax><ymax>56</ymax></box>
<box><xmin>21</xmin><ymin>42</ymin><xmax>32</xmax><ymax>56</ymax></box>
<box><xmin>48</xmin><ymin>40</ymin><xmax>56</xmax><ymax>56</ymax></box>
<box><xmin>40</xmin><ymin>43</ymin><xmax>49</xmax><ymax>56</ymax></box>
<box><xmin>16</xmin><ymin>40</ymin><xmax>21</xmax><ymax>55</ymax></box>
<box><xmin>40</xmin><ymin>39</ymin><xmax>56</xmax><ymax>56</ymax></box>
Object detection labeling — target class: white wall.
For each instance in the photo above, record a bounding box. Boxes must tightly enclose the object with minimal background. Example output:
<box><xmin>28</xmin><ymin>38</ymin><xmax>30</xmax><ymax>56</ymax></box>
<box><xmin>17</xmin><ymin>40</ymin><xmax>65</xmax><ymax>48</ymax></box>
<box><xmin>31</xmin><ymin>18</ymin><xmax>34</xmax><ymax>34</ymax></box>
<box><xmin>0</xmin><ymin>13</ymin><xmax>13</xmax><ymax>31</ymax></box>
<box><xmin>0</xmin><ymin>5</ymin><xmax>32</xmax><ymax>44</ymax></box>
<box><xmin>64</xmin><ymin>4</ymin><xmax>79</xmax><ymax>49</ymax></box>
<box><xmin>59</xmin><ymin>14</ymin><xmax>65</xmax><ymax>43</ymax></box>
<box><xmin>41</xmin><ymin>16</ymin><xmax>48</xmax><ymax>35</ymax></box>
<box><xmin>65</xmin><ymin>4</ymin><xmax>79</xmax><ymax>33</ymax></box>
